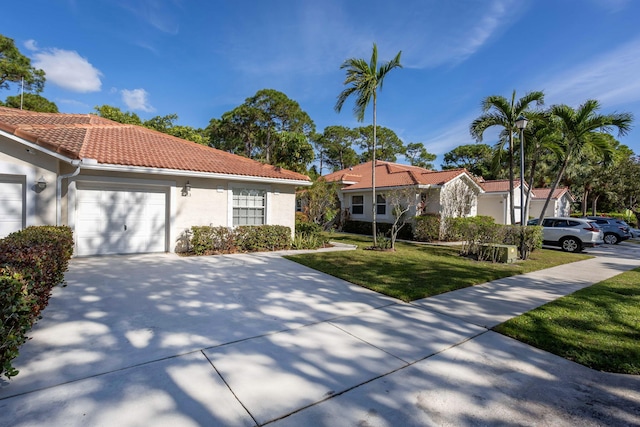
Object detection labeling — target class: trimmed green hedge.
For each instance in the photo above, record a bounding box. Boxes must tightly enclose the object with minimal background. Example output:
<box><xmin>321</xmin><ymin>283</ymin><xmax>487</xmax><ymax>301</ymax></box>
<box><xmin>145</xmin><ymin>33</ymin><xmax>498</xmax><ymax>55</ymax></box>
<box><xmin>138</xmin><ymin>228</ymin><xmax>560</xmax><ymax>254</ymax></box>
<box><xmin>343</xmin><ymin>220</ymin><xmax>414</xmax><ymax>241</ymax></box>
<box><xmin>190</xmin><ymin>225</ymin><xmax>292</xmax><ymax>255</ymax></box>
<box><xmin>443</xmin><ymin>216</ymin><xmax>542</xmax><ymax>261</ymax></box>
<box><xmin>413</xmin><ymin>214</ymin><xmax>441</xmax><ymax>242</ymax></box>
<box><xmin>1</xmin><ymin>226</ymin><xmax>74</xmax><ymax>379</ymax></box>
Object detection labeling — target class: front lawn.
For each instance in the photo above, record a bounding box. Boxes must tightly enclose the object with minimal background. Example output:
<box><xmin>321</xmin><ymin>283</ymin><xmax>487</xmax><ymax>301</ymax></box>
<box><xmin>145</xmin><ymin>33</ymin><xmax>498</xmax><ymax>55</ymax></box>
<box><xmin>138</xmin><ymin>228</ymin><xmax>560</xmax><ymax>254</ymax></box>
<box><xmin>285</xmin><ymin>233</ymin><xmax>591</xmax><ymax>302</ymax></box>
<box><xmin>494</xmin><ymin>268</ymin><xmax>640</xmax><ymax>374</ymax></box>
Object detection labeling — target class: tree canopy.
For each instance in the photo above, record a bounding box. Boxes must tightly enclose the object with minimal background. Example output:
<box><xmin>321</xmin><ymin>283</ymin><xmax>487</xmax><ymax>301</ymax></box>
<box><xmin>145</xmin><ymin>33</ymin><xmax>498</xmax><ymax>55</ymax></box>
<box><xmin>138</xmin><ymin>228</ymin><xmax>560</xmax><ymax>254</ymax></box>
<box><xmin>0</xmin><ymin>34</ymin><xmax>45</xmax><ymax>93</ymax></box>
<box><xmin>2</xmin><ymin>93</ymin><xmax>58</xmax><ymax>112</ymax></box>
<box><xmin>442</xmin><ymin>143</ymin><xmax>495</xmax><ymax>177</ymax></box>
<box><xmin>207</xmin><ymin>88</ymin><xmax>316</xmax><ymax>172</ymax></box>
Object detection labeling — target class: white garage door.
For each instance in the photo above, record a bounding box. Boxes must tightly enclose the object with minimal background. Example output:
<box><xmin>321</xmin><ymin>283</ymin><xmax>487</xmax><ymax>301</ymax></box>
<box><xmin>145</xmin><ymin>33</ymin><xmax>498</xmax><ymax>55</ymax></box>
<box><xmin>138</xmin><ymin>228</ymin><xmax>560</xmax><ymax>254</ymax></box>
<box><xmin>76</xmin><ymin>183</ymin><xmax>167</xmax><ymax>256</ymax></box>
<box><xmin>0</xmin><ymin>178</ymin><xmax>24</xmax><ymax>238</ymax></box>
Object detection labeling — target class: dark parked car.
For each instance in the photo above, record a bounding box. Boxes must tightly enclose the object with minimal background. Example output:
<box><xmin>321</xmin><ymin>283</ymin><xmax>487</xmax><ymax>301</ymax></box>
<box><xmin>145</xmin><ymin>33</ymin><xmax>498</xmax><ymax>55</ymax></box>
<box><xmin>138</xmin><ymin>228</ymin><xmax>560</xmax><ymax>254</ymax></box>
<box><xmin>584</xmin><ymin>216</ymin><xmax>632</xmax><ymax>244</ymax></box>
<box><xmin>527</xmin><ymin>217</ymin><xmax>604</xmax><ymax>252</ymax></box>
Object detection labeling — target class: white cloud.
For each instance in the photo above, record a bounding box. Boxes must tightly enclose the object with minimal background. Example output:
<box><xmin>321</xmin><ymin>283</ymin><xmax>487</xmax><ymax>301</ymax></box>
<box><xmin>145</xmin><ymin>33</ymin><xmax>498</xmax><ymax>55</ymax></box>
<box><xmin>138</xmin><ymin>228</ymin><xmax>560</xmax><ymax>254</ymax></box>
<box><xmin>121</xmin><ymin>88</ymin><xmax>155</xmax><ymax>112</ymax></box>
<box><xmin>24</xmin><ymin>39</ymin><xmax>38</xmax><ymax>51</ymax></box>
<box><xmin>541</xmin><ymin>37</ymin><xmax>640</xmax><ymax>108</ymax></box>
<box><xmin>32</xmin><ymin>48</ymin><xmax>102</xmax><ymax>93</ymax></box>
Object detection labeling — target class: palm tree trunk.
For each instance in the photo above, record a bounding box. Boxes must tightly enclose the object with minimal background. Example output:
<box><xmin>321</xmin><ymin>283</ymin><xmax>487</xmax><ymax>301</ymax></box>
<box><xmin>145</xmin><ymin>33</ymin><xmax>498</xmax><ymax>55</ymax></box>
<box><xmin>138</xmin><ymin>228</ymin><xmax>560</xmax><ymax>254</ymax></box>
<box><xmin>524</xmin><ymin>156</ymin><xmax>538</xmax><ymax>223</ymax></box>
<box><xmin>538</xmin><ymin>154</ymin><xmax>572</xmax><ymax>223</ymax></box>
<box><xmin>508</xmin><ymin>131</ymin><xmax>516</xmax><ymax>224</ymax></box>
<box><xmin>372</xmin><ymin>91</ymin><xmax>378</xmax><ymax>245</ymax></box>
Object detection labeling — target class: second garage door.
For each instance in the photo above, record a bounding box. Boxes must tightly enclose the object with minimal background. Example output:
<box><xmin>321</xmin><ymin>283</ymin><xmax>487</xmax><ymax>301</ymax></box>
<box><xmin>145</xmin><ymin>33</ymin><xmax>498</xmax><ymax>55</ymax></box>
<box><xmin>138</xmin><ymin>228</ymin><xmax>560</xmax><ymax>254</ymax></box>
<box><xmin>0</xmin><ymin>177</ymin><xmax>24</xmax><ymax>238</ymax></box>
<box><xmin>76</xmin><ymin>183</ymin><xmax>167</xmax><ymax>256</ymax></box>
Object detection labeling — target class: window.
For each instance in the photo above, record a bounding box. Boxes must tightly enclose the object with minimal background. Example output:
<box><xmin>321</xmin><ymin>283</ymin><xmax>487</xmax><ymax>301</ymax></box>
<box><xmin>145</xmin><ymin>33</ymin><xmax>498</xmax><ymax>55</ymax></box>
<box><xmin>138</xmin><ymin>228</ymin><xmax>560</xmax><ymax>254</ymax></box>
<box><xmin>351</xmin><ymin>195</ymin><xmax>364</xmax><ymax>215</ymax></box>
<box><xmin>233</xmin><ymin>188</ymin><xmax>266</xmax><ymax>225</ymax></box>
<box><xmin>376</xmin><ymin>194</ymin><xmax>386</xmax><ymax>215</ymax></box>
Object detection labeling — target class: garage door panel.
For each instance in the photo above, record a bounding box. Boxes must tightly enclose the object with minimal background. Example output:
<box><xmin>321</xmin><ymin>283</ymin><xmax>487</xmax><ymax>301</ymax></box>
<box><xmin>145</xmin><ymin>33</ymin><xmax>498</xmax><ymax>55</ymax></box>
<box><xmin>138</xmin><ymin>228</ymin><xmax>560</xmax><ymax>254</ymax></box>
<box><xmin>0</xmin><ymin>180</ymin><xmax>24</xmax><ymax>238</ymax></box>
<box><xmin>76</xmin><ymin>184</ymin><xmax>167</xmax><ymax>256</ymax></box>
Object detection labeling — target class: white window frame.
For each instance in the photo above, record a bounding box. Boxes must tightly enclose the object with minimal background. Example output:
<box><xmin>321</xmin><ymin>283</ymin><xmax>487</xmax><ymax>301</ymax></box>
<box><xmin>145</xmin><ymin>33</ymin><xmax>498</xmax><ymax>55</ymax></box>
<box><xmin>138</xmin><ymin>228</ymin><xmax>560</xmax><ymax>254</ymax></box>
<box><xmin>351</xmin><ymin>195</ymin><xmax>364</xmax><ymax>215</ymax></box>
<box><xmin>228</xmin><ymin>185</ymin><xmax>271</xmax><ymax>226</ymax></box>
<box><xmin>376</xmin><ymin>194</ymin><xmax>387</xmax><ymax>217</ymax></box>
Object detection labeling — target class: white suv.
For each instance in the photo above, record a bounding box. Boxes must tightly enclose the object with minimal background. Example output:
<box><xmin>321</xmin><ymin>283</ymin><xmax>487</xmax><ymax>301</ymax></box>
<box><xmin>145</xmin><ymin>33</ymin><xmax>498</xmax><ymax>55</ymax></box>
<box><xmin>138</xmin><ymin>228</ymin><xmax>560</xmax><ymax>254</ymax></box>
<box><xmin>527</xmin><ymin>217</ymin><xmax>604</xmax><ymax>253</ymax></box>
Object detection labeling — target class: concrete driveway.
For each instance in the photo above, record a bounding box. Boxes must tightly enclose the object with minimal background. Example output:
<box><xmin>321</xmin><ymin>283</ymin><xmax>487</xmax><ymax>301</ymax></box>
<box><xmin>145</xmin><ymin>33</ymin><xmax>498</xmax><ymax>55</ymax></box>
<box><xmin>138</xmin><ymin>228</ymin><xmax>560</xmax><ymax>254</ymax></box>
<box><xmin>1</xmin><ymin>244</ymin><xmax>640</xmax><ymax>426</ymax></box>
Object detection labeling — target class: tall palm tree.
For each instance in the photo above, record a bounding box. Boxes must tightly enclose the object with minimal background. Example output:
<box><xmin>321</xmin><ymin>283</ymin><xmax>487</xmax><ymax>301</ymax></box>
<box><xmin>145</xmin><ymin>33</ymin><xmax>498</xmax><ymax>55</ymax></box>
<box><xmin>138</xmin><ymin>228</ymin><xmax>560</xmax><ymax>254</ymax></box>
<box><xmin>335</xmin><ymin>43</ymin><xmax>402</xmax><ymax>245</ymax></box>
<box><xmin>471</xmin><ymin>90</ymin><xmax>545</xmax><ymax>224</ymax></box>
<box><xmin>537</xmin><ymin>99</ymin><xmax>632</xmax><ymax>223</ymax></box>
<box><xmin>516</xmin><ymin>111</ymin><xmax>563</xmax><ymax>221</ymax></box>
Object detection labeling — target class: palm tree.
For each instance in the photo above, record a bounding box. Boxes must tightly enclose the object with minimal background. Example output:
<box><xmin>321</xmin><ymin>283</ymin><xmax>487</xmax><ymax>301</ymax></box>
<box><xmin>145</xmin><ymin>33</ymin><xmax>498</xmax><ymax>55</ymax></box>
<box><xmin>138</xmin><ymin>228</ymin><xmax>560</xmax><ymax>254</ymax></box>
<box><xmin>516</xmin><ymin>111</ymin><xmax>563</xmax><ymax>221</ymax></box>
<box><xmin>335</xmin><ymin>43</ymin><xmax>402</xmax><ymax>245</ymax></box>
<box><xmin>470</xmin><ymin>90</ymin><xmax>545</xmax><ymax>224</ymax></box>
<box><xmin>537</xmin><ymin>99</ymin><xmax>633</xmax><ymax>223</ymax></box>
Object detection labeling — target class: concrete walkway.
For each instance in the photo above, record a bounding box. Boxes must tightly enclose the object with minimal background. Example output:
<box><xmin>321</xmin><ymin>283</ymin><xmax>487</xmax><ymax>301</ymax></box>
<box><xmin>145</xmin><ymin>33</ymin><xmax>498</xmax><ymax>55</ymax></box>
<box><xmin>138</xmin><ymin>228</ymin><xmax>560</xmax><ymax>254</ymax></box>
<box><xmin>1</xmin><ymin>243</ymin><xmax>639</xmax><ymax>426</ymax></box>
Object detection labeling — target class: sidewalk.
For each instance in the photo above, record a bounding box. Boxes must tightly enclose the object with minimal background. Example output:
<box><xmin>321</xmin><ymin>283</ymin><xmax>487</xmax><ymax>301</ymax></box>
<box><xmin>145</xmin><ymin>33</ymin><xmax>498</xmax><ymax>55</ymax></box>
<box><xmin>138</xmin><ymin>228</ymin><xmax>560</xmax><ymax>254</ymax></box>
<box><xmin>1</xmin><ymin>243</ymin><xmax>639</xmax><ymax>426</ymax></box>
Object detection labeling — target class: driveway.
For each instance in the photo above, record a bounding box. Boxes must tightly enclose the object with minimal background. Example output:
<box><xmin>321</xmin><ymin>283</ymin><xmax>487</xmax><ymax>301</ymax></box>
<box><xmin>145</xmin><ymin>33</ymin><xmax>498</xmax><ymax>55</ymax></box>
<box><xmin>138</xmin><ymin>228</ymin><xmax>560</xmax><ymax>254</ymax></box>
<box><xmin>1</xmin><ymin>244</ymin><xmax>640</xmax><ymax>426</ymax></box>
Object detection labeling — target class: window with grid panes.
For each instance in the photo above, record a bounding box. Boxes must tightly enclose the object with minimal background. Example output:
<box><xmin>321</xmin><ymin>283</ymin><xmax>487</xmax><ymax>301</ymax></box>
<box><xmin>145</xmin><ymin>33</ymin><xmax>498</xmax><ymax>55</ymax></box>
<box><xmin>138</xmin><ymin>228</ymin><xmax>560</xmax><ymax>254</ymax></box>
<box><xmin>351</xmin><ymin>195</ymin><xmax>364</xmax><ymax>215</ymax></box>
<box><xmin>233</xmin><ymin>188</ymin><xmax>266</xmax><ymax>225</ymax></box>
<box><xmin>376</xmin><ymin>194</ymin><xmax>386</xmax><ymax>215</ymax></box>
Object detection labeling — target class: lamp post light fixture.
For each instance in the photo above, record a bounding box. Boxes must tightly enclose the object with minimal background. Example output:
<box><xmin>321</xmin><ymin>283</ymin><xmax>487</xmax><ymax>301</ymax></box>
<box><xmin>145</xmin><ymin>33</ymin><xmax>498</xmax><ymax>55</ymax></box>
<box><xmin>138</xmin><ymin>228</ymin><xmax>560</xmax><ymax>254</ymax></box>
<box><xmin>515</xmin><ymin>115</ymin><xmax>529</xmax><ymax>226</ymax></box>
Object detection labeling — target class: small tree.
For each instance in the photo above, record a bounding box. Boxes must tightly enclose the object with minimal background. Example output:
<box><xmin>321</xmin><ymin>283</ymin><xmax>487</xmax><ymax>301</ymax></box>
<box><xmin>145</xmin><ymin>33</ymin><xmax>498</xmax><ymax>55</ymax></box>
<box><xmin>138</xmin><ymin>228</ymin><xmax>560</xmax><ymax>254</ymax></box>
<box><xmin>299</xmin><ymin>179</ymin><xmax>340</xmax><ymax>230</ymax></box>
<box><xmin>440</xmin><ymin>179</ymin><xmax>478</xmax><ymax>239</ymax></box>
<box><xmin>385</xmin><ymin>188</ymin><xmax>419</xmax><ymax>250</ymax></box>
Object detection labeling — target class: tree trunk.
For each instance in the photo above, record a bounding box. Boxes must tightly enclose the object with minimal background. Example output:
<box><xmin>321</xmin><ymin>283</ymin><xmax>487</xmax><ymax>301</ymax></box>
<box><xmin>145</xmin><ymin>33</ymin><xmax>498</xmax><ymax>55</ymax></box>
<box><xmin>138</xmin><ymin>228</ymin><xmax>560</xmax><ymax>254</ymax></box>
<box><xmin>372</xmin><ymin>92</ymin><xmax>378</xmax><ymax>246</ymax></box>
<box><xmin>581</xmin><ymin>187</ymin><xmax>589</xmax><ymax>217</ymax></box>
<box><xmin>538</xmin><ymin>154</ymin><xmax>572</xmax><ymax>224</ymax></box>
<box><xmin>591</xmin><ymin>194</ymin><xmax>600</xmax><ymax>216</ymax></box>
<box><xmin>508</xmin><ymin>131</ymin><xmax>516</xmax><ymax>224</ymax></box>
<box><xmin>524</xmin><ymin>155</ymin><xmax>538</xmax><ymax>224</ymax></box>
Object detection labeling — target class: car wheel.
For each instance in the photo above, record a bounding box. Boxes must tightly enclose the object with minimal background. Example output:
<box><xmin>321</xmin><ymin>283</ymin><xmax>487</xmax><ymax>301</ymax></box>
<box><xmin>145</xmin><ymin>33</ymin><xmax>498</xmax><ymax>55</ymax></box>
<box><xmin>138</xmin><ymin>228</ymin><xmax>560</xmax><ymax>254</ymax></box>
<box><xmin>603</xmin><ymin>233</ymin><xmax>619</xmax><ymax>245</ymax></box>
<box><xmin>561</xmin><ymin>237</ymin><xmax>581</xmax><ymax>253</ymax></box>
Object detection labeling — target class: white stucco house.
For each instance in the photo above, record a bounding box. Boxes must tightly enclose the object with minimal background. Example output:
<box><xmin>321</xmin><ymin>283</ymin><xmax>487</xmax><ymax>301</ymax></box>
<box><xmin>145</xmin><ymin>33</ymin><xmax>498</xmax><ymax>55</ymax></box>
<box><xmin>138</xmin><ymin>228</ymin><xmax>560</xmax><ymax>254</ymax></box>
<box><xmin>529</xmin><ymin>187</ymin><xmax>574</xmax><ymax>218</ymax></box>
<box><xmin>477</xmin><ymin>179</ymin><xmax>532</xmax><ymax>225</ymax></box>
<box><xmin>323</xmin><ymin>161</ymin><xmax>484</xmax><ymax>223</ymax></box>
<box><xmin>0</xmin><ymin>107</ymin><xmax>310</xmax><ymax>256</ymax></box>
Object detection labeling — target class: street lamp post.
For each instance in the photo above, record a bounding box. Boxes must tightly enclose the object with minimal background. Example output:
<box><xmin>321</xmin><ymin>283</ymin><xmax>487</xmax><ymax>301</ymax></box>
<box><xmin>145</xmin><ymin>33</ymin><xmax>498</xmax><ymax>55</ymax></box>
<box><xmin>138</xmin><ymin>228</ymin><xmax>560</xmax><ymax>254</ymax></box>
<box><xmin>515</xmin><ymin>115</ymin><xmax>529</xmax><ymax>226</ymax></box>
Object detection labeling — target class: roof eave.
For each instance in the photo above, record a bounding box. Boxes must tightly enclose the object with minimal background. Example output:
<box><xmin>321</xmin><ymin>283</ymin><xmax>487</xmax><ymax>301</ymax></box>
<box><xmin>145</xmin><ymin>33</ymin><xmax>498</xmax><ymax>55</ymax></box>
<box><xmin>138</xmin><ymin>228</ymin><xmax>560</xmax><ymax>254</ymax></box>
<box><xmin>80</xmin><ymin>163</ymin><xmax>312</xmax><ymax>186</ymax></box>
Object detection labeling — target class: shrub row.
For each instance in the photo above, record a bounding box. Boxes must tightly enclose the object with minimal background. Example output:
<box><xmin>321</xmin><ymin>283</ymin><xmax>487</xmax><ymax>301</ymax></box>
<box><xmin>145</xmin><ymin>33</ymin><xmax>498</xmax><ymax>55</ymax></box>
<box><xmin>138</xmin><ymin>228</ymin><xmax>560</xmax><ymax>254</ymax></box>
<box><xmin>444</xmin><ymin>216</ymin><xmax>542</xmax><ymax>261</ymax></box>
<box><xmin>343</xmin><ymin>220</ymin><xmax>414</xmax><ymax>241</ymax></box>
<box><xmin>292</xmin><ymin>216</ymin><xmax>328</xmax><ymax>250</ymax></box>
<box><xmin>190</xmin><ymin>225</ymin><xmax>292</xmax><ymax>255</ymax></box>
<box><xmin>1</xmin><ymin>226</ymin><xmax>74</xmax><ymax>379</ymax></box>
<box><xmin>413</xmin><ymin>214</ymin><xmax>441</xmax><ymax>242</ymax></box>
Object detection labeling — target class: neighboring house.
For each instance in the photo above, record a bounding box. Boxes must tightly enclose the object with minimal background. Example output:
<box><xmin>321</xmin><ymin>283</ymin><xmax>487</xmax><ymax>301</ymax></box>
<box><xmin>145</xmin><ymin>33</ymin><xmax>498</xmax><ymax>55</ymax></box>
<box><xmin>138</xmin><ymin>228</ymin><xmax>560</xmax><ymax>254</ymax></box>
<box><xmin>529</xmin><ymin>187</ymin><xmax>574</xmax><ymax>218</ymax></box>
<box><xmin>323</xmin><ymin>161</ymin><xmax>483</xmax><ymax>223</ymax></box>
<box><xmin>0</xmin><ymin>107</ymin><xmax>310</xmax><ymax>256</ymax></box>
<box><xmin>477</xmin><ymin>179</ymin><xmax>531</xmax><ymax>225</ymax></box>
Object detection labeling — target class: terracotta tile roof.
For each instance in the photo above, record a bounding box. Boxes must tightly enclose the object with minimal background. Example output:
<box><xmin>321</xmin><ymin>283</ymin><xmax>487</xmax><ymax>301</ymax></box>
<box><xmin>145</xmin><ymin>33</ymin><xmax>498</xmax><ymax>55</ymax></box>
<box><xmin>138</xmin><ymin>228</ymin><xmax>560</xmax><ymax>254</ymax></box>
<box><xmin>0</xmin><ymin>106</ymin><xmax>309</xmax><ymax>182</ymax></box>
<box><xmin>479</xmin><ymin>179</ymin><xmax>525</xmax><ymax>193</ymax></box>
<box><xmin>532</xmin><ymin>187</ymin><xmax>572</xmax><ymax>200</ymax></box>
<box><xmin>323</xmin><ymin>161</ymin><xmax>475</xmax><ymax>190</ymax></box>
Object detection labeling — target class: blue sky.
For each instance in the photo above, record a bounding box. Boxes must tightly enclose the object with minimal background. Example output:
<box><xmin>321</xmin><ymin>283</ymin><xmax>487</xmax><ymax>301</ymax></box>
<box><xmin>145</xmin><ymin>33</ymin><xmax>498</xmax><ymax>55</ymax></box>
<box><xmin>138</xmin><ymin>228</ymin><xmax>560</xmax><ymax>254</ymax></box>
<box><xmin>3</xmin><ymin>0</ymin><xmax>640</xmax><ymax>170</ymax></box>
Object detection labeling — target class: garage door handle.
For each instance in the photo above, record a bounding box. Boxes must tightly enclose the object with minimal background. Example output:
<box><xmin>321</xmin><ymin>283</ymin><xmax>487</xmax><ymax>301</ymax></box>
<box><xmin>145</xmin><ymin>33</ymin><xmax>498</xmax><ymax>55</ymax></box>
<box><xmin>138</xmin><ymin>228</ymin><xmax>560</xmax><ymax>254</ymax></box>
<box><xmin>124</xmin><ymin>225</ymin><xmax>127</xmax><ymax>231</ymax></box>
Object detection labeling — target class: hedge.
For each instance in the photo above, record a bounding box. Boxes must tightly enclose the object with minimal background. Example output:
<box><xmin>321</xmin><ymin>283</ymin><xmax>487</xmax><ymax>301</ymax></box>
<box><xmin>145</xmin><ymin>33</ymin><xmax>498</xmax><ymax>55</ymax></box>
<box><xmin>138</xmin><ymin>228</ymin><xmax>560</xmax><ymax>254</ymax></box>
<box><xmin>343</xmin><ymin>220</ymin><xmax>414</xmax><ymax>241</ymax></box>
<box><xmin>1</xmin><ymin>226</ymin><xmax>74</xmax><ymax>379</ymax></box>
<box><xmin>413</xmin><ymin>214</ymin><xmax>441</xmax><ymax>242</ymax></box>
<box><xmin>189</xmin><ymin>225</ymin><xmax>292</xmax><ymax>255</ymax></box>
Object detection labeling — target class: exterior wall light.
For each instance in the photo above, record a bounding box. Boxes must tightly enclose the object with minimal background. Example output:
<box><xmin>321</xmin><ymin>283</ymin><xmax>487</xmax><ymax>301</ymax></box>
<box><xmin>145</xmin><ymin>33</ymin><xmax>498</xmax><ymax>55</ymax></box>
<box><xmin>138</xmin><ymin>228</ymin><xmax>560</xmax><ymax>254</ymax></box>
<box><xmin>36</xmin><ymin>176</ymin><xmax>47</xmax><ymax>190</ymax></box>
<box><xmin>182</xmin><ymin>181</ymin><xmax>192</xmax><ymax>196</ymax></box>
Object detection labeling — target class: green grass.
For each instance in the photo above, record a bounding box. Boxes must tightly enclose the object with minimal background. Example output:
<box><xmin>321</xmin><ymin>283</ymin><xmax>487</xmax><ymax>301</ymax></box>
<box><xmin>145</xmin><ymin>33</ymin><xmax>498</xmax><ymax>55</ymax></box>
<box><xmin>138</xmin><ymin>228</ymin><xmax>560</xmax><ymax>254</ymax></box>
<box><xmin>494</xmin><ymin>268</ymin><xmax>640</xmax><ymax>374</ymax></box>
<box><xmin>285</xmin><ymin>233</ymin><xmax>591</xmax><ymax>302</ymax></box>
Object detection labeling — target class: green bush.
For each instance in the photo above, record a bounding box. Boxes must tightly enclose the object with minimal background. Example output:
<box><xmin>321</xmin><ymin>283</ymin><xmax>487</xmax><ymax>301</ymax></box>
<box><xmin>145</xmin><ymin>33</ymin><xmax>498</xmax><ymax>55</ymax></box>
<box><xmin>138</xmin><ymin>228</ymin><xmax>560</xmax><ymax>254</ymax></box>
<box><xmin>442</xmin><ymin>217</ymin><xmax>542</xmax><ymax>261</ymax></box>
<box><xmin>502</xmin><ymin>225</ymin><xmax>543</xmax><ymax>260</ymax></box>
<box><xmin>413</xmin><ymin>214</ymin><xmax>441</xmax><ymax>242</ymax></box>
<box><xmin>343</xmin><ymin>220</ymin><xmax>413</xmax><ymax>241</ymax></box>
<box><xmin>235</xmin><ymin>225</ymin><xmax>292</xmax><ymax>252</ymax></box>
<box><xmin>190</xmin><ymin>225</ymin><xmax>293</xmax><ymax>254</ymax></box>
<box><xmin>191</xmin><ymin>226</ymin><xmax>236</xmax><ymax>255</ymax></box>
<box><xmin>0</xmin><ymin>226</ymin><xmax>74</xmax><ymax>379</ymax></box>
<box><xmin>295</xmin><ymin>221</ymin><xmax>322</xmax><ymax>237</ymax></box>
